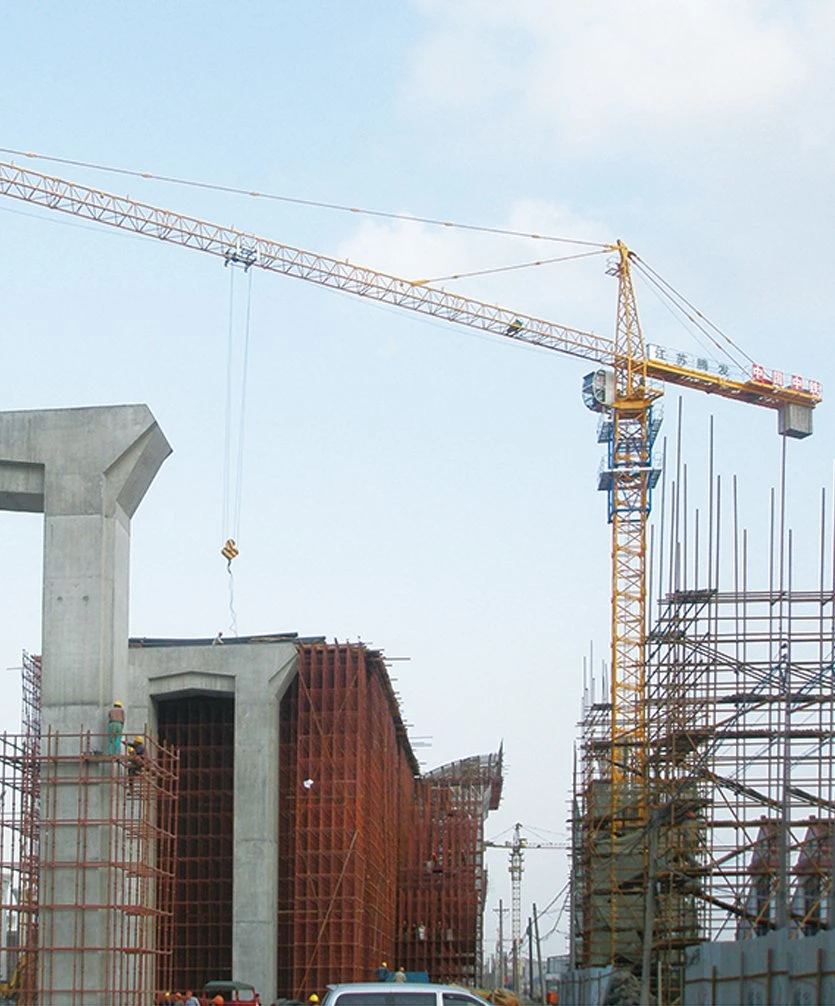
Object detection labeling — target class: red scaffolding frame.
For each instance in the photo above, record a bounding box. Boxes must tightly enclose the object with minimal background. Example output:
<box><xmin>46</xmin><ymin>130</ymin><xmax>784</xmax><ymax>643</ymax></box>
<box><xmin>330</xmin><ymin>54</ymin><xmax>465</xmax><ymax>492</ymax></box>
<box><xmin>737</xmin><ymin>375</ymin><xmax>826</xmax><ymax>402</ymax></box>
<box><xmin>0</xmin><ymin>725</ymin><xmax>178</xmax><ymax>1003</ymax></box>
<box><xmin>277</xmin><ymin>642</ymin><xmax>416</xmax><ymax>998</ymax></box>
<box><xmin>397</xmin><ymin>753</ymin><xmax>503</xmax><ymax>985</ymax></box>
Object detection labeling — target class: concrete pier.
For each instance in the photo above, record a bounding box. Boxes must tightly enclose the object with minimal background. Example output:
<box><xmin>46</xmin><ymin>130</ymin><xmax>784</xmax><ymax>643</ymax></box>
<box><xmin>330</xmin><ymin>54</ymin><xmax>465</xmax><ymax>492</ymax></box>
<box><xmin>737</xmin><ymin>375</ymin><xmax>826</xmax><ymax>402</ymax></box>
<box><xmin>130</xmin><ymin>638</ymin><xmax>298</xmax><ymax>1000</ymax></box>
<box><xmin>0</xmin><ymin>405</ymin><xmax>171</xmax><ymax>1004</ymax></box>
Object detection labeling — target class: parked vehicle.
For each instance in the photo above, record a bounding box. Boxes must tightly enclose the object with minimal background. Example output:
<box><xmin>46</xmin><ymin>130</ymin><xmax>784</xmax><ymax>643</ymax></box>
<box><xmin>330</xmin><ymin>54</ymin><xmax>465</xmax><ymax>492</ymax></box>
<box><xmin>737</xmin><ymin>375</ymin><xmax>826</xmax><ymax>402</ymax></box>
<box><xmin>202</xmin><ymin>979</ymin><xmax>261</xmax><ymax>1004</ymax></box>
<box><xmin>321</xmin><ymin>983</ymin><xmax>490</xmax><ymax>1006</ymax></box>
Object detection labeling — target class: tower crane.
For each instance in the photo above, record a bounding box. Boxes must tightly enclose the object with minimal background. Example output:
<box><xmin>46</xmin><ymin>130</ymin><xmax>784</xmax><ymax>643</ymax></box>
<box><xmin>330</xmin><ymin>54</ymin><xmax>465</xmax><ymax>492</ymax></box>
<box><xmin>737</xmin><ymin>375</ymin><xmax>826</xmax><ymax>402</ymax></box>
<box><xmin>0</xmin><ymin>159</ymin><xmax>823</xmax><ymax>960</ymax></box>
<box><xmin>485</xmin><ymin>823</ymin><xmax>566</xmax><ymax>991</ymax></box>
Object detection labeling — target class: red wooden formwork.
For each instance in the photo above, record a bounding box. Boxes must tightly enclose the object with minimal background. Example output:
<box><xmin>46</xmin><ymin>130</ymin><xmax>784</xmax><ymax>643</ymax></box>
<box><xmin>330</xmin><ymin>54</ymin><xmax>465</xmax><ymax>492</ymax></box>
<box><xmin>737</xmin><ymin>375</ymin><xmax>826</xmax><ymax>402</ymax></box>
<box><xmin>157</xmin><ymin>696</ymin><xmax>235</xmax><ymax>995</ymax></box>
<box><xmin>397</xmin><ymin>753</ymin><xmax>503</xmax><ymax>985</ymax></box>
<box><xmin>277</xmin><ymin>643</ymin><xmax>419</xmax><ymax>999</ymax></box>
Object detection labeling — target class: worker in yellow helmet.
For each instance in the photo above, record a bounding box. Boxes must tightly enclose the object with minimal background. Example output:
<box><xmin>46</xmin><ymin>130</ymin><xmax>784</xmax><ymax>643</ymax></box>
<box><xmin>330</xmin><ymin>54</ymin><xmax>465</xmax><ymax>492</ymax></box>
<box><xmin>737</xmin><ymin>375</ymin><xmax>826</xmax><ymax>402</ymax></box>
<box><xmin>374</xmin><ymin>962</ymin><xmax>390</xmax><ymax>982</ymax></box>
<box><xmin>309</xmin><ymin>996</ymin><xmax>320</xmax><ymax>1004</ymax></box>
<box><xmin>107</xmin><ymin>700</ymin><xmax>125</xmax><ymax>755</ymax></box>
<box><xmin>125</xmin><ymin>735</ymin><xmax>146</xmax><ymax>788</ymax></box>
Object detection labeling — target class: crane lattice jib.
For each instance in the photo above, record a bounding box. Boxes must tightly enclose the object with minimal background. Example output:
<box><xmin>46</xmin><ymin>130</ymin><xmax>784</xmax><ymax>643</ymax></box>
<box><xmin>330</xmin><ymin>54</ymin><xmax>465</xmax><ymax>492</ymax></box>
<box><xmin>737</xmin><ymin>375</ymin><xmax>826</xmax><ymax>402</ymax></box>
<box><xmin>0</xmin><ymin>161</ymin><xmax>820</xmax><ymax>412</ymax></box>
<box><xmin>0</xmin><ymin>161</ymin><xmax>612</xmax><ymax>366</ymax></box>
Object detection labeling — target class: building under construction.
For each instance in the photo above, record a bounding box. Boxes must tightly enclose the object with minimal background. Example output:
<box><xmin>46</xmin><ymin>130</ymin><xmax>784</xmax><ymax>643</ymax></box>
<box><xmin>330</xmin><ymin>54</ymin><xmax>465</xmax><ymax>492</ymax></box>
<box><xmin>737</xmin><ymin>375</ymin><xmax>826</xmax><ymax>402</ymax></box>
<box><xmin>0</xmin><ymin>639</ymin><xmax>503</xmax><ymax>1004</ymax></box>
<box><xmin>571</xmin><ymin>427</ymin><xmax>835</xmax><ymax>1002</ymax></box>
<box><xmin>152</xmin><ymin>634</ymin><xmax>503</xmax><ymax>998</ymax></box>
<box><xmin>0</xmin><ymin>405</ymin><xmax>503</xmax><ymax>1005</ymax></box>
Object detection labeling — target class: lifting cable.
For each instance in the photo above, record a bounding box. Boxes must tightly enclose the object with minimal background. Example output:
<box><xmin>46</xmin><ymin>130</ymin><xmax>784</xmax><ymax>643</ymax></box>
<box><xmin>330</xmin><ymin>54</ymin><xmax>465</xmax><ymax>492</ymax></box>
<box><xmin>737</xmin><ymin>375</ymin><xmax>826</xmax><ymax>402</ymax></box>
<box><xmin>220</xmin><ymin>260</ymin><xmax>254</xmax><ymax>635</ymax></box>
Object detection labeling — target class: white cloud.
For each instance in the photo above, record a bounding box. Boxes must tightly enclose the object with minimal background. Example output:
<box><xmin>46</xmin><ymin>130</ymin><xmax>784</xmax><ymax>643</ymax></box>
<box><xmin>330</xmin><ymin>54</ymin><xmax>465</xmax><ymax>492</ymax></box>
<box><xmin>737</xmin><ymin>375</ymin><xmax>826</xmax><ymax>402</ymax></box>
<box><xmin>337</xmin><ymin>200</ymin><xmax>618</xmax><ymax>333</ymax></box>
<box><xmin>408</xmin><ymin>0</ymin><xmax>827</xmax><ymax>152</ymax></box>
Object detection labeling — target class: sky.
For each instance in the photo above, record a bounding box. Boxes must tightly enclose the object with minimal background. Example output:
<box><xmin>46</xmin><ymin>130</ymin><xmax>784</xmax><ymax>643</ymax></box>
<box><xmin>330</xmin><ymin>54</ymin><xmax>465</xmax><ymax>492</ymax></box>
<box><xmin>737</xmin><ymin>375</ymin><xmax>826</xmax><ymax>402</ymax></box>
<box><xmin>2</xmin><ymin>0</ymin><xmax>835</xmax><ymax>963</ymax></box>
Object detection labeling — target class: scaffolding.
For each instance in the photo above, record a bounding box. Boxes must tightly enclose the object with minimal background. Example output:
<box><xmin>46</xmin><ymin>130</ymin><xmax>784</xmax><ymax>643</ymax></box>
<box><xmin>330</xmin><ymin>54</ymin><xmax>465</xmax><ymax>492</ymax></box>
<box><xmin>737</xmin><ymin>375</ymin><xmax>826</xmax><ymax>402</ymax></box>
<box><xmin>397</xmin><ymin>752</ymin><xmax>503</xmax><ymax>984</ymax></box>
<box><xmin>276</xmin><ymin>642</ymin><xmax>417</xmax><ymax>999</ymax></box>
<box><xmin>648</xmin><ymin>588</ymin><xmax>835</xmax><ymax>982</ymax></box>
<box><xmin>574</xmin><ymin>586</ymin><xmax>835</xmax><ymax>1000</ymax></box>
<box><xmin>0</xmin><ymin>655</ymin><xmax>178</xmax><ymax>1005</ymax></box>
<box><xmin>572</xmin><ymin>413</ymin><xmax>835</xmax><ymax>1003</ymax></box>
<box><xmin>271</xmin><ymin>641</ymin><xmax>502</xmax><ymax>999</ymax></box>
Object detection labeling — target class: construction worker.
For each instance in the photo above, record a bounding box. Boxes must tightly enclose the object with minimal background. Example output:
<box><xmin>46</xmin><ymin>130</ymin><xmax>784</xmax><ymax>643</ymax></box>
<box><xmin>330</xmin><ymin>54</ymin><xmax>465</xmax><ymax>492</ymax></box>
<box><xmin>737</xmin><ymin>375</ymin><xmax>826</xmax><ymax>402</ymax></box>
<box><xmin>212</xmin><ymin>996</ymin><xmax>224</xmax><ymax>1005</ymax></box>
<box><xmin>183</xmin><ymin>991</ymin><xmax>198</xmax><ymax>1006</ymax></box>
<box><xmin>393</xmin><ymin>967</ymin><xmax>407</xmax><ymax>983</ymax></box>
<box><xmin>107</xmin><ymin>701</ymin><xmax>125</xmax><ymax>755</ymax></box>
<box><xmin>309</xmin><ymin>997</ymin><xmax>319</xmax><ymax>1004</ymax></box>
<box><xmin>374</xmin><ymin>962</ymin><xmax>389</xmax><ymax>982</ymax></box>
<box><xmin>125</xmin><ymin>735</ymin><xmax>146</xmax><ymax>787</ymax></box>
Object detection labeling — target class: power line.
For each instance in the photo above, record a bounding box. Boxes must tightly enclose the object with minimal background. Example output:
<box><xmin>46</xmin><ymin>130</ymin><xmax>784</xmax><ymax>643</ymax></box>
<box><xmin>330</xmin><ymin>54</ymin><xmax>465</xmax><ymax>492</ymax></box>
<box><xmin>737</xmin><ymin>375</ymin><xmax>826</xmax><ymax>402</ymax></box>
<box><xmin>0</xmin><ymin>146</ymin><xmax>610</xmax><ymax>250</ymax></box>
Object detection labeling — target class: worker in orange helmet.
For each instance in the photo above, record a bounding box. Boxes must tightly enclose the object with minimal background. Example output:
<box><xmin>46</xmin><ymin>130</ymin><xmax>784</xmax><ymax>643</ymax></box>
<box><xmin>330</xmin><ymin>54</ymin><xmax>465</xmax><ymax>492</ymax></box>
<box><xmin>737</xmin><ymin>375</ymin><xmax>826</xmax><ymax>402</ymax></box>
<box><xmin>107</xmin><ymin>700</ymin><xmax>125</xmax><ymax>755</ymax></box>
<box><xmin>212</xmin><ymin>996</ymin><xmax>225</xmax><ymax>1005</ymax></box>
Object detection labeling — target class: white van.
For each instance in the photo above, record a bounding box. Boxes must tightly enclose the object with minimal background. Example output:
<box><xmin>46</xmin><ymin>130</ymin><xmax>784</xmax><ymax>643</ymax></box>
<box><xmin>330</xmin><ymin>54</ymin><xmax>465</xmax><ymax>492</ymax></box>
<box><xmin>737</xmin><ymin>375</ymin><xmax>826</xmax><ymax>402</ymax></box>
<box><xmin>321</xmin><ymin>983</ymin><xmax>491</xmax><ymax>1006</ymax></box>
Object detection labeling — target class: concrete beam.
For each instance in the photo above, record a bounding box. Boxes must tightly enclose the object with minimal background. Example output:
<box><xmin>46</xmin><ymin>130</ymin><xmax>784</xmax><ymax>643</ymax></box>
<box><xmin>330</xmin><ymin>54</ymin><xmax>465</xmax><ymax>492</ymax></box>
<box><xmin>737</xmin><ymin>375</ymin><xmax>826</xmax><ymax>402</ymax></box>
<box><xmin>0</xmin><ymin>405</ymin><xmax>171</xmax><ymax>732</ymax></box>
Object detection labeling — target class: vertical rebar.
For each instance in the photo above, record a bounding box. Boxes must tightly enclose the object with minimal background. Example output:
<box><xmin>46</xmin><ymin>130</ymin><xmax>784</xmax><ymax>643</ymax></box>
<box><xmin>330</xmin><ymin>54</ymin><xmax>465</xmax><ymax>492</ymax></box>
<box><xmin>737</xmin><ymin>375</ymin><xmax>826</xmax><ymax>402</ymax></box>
<box><xmin>776</xmin><ymin>439</ymin><xmax>790</xmax><ymax>931</ymax></box>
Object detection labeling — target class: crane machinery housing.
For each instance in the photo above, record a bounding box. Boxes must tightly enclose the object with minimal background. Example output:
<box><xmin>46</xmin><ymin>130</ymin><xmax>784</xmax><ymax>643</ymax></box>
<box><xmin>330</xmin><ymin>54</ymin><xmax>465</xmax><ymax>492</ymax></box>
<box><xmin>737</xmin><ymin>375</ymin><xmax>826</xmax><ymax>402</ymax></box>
<box><xmin>0</xmin><ymin>158</ymin><xmax>823</xmax><ymax>986</ymax></box>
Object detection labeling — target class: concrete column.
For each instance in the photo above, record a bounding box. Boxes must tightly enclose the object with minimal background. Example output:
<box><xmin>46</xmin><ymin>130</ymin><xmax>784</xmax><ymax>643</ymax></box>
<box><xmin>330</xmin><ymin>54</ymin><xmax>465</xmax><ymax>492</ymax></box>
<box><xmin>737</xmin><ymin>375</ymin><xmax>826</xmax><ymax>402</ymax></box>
<box><xmin>0</xmin><ymin>405</ymin><xmax>171</xmax><ymax>1005</ymax></box>
<box><xmin>233</xmin><ymin>649</ymin><xmax>297</xmax><ymax>1001</ymax></box>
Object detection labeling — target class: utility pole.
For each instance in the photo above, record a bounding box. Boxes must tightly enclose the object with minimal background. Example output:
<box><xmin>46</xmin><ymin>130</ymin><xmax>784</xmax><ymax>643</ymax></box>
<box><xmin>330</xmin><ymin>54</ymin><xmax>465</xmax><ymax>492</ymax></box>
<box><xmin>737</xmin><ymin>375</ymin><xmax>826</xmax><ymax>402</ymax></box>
<box><xmin>528</xmin><ymin>918</ymin><xmax>534</xmax><ymax>1000</ymax></box>
<box><xmin>494</xmin><ymin>900</ymin><xmax>508</xmax><ymax>988</ymax></box>
<box><xmin>533</xmin><ymin>902</ymin><xmax>545</xmax><ymax>1005</ymax></box>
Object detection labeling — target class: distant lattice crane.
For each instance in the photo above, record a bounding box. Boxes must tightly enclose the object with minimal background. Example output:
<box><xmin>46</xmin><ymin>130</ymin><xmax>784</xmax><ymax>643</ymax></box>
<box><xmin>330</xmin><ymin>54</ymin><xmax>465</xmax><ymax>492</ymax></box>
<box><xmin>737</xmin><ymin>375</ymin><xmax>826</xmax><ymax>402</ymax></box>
<box><xmin>486</xmin><ymin>823</ymin><xmax>566</xmax><ymax>992</ymax></box>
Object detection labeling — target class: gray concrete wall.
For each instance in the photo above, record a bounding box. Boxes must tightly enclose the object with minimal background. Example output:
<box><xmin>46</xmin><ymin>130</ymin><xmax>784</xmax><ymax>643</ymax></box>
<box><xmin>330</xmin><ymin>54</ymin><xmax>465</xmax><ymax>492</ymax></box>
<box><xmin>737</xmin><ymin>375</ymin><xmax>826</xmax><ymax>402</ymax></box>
<box><xmin>684</xmin><ymin>929</ymin><xmax>835</xmax><ymax>1005</ymax></box>
<box><xmin>130</xmin><ymin>639</ymin><xmax>298</xmax><ymax>1003</ymax></box>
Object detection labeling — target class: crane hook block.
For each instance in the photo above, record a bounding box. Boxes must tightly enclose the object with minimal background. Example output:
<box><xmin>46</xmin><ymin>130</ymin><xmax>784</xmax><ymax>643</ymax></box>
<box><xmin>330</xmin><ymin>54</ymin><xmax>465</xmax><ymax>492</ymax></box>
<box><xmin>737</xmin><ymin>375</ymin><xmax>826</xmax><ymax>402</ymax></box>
<box><xmin>221</xmin><ymin>539</ymin><xmax>239</xmax><ymax>563</ymax></box>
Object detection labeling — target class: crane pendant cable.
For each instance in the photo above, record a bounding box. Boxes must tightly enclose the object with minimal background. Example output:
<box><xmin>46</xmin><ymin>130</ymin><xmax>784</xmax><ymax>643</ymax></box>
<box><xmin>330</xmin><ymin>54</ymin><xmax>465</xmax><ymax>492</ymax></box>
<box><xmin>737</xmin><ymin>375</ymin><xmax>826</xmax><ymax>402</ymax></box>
<box><xmin>220</xmin><ymin>262</ymin><xmax>254</xmax><ymax>635</ymax></box>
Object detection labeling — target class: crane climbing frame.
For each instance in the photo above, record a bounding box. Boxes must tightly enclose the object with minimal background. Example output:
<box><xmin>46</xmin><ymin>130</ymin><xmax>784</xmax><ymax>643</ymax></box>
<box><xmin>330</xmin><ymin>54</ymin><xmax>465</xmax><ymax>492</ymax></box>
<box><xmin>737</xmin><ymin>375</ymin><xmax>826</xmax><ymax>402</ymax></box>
<box><xmin>0</xmin><ymin>158</ymin><xmax>823</xmax><ymax>967</ymax></box>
